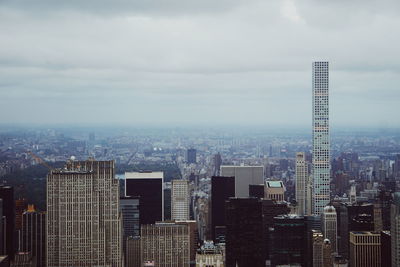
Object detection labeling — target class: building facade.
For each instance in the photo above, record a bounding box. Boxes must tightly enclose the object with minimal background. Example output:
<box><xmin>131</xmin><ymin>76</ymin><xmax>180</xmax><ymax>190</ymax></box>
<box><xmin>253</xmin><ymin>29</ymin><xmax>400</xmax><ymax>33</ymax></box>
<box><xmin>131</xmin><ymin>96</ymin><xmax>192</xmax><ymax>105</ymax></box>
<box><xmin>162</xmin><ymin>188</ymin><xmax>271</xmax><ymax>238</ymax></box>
<box><xmin>296</xmin><ymin>152</ymin><xmax>309</xmax><ymax>215</ymax></box>
<box><xmin>172</xmin><ymin>180</ymin><xmax>190</xmax><ymax>221</ymax></box>
<box><xmin>322</xmin><ymin>205</ymin><xmax>337</xmax><ymax>253</ymax></box>
<box><xmin>195</xmin><ymin>241</ymin><xmax>224</xmax><ymax>267</ymax></box>
<box><xmin>47</xmin><ymin>159</ymin><xmax>122</xmax><ymax>267</ymax></box>
<box><xmin>349</xmin><ymin>231</ymin><xmax>381</xmax><ymax>267</ymax></box>
<box><xmin>220</xmin><ymin>166</ymin><xmax>263</xmax><ymax>198</ymax></box>
<box><xmin>391</xmin><ymin>192</ymin><xmax>400</xmax><ymax>267</ymax></box>
<box><xmin>0</xmin><ymin>186</ymin><xmax>15</xmax><ymax>260</ymax></box>
<box><xmin>265</xmin><ymin>181</ymin><xmax>285</xmax><ymax>202</ymax></box>
<box><xmin>312</xmin><ymin>61</ymin><xmax>331</xmax><ymax>215</ymax></box>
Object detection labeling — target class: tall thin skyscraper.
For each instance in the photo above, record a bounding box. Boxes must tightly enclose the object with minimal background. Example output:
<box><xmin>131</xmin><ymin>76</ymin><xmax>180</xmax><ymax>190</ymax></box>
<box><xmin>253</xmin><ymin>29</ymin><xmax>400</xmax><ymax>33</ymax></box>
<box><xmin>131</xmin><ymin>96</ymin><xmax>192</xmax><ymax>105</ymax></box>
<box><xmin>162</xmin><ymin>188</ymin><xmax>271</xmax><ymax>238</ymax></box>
<box><xmin>171</xmin><ymin>179</ymin><xmax>190</xmax><ymax>221</ymax></box>
<box><xmin>296</xmin><ymin>152</ymin><xmax>309</xmax><ymax>216</ymax></box>
<box><xmin>47</xmin><ymin>159</ymin><xmax>122</xmax><ymax>267</ymax></box>
<box><xmin>0</xmin><ymin>186</ymin><xmax>15</xmax><ymax>260</ymax></box>
<box><xmin>312</xmin><ymin>61</ymin><xmax>331</xmax><ymax>215</ymax></box>
<box><xmin>321</xmin><ymin>205</ymin><xmax>337</xmax><ymax>253</ymax></box>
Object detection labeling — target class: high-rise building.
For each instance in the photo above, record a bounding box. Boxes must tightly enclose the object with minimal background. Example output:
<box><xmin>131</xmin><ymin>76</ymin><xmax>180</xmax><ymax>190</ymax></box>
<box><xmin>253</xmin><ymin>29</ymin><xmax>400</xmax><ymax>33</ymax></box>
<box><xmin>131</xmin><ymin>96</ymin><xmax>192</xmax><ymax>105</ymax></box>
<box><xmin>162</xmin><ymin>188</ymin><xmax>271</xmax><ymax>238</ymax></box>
<box><xmin>296</xmin><ymin>152</ymin><xmax>310</xmax><ymax>215</ymax></box>
<box><xmin>175</xmin><ymin>220</ymin><xmax>198</xmax><ymax>265</ymax></box>
<box><xmin>213</xmin><ymin>153</ymin><xmax>222</xmax><ymax>176</ymax></box>
<box><xmin>322</xmin><ymin>205</ymin><xmax>337</xmax><ymax>253</ymax></box>
<box><xmin>20</xmin><ymin>205</ymin><xmax>46</xmax><ymax>267</ymax></box>
<box><xmin>141</xmin><ymin>222</ymin><xmax>190</xmax><ymax>267</ymax></box>
<box><xmin>381</xmin><ymin>231</ymin><xmax>391</xmax><ymax>267</ymax></box>
<box><xmin>172</xmin><ymin>180</ymin><xmax>190</xmax><ymax>221</ymax></box>
<box><xmin>210</xmin><ymin>176</ymin><xmax>235</xmax><ymax>242</ymax></box>
<box><xmin>164</xmin><ymin>182</ymin><xmax>172</xmax><ymax>220</ymax></box>
<box><xmin>249</xmin><ymin>184</ymin><xmax>264</xmax><ymax>199</ymax></box>
<box><xmin>220</xmin><ymin>166</ymin><xmax>263</xmax><ymax>197</ymax></box>
<box><xmin>125</xmin><ymin>171</ymin><xmax>164</xmax><ymax>225</ymax></box>
<box><xmin>195</xmin><ymin>241</ymin><xmax>224</xmax><ymax>267</ymax></box>
<box><xmin>312</xmin><ymin>230</ymin><xmax>324</xmax><ymax>267</ymax></box>
<box><xmin>120</xmin><ymin>196</ymin><xmax>140</xmax><ymax>265</ymax></box>
<box><xmin>0</xmin><ymin>199</ymin><xmax>2</xmax><ymax>255</ymax></box>
<box><xmin>47</xmin><ymin>159</ymin><xmax>122</xmax><ymax>267</ymax></box>
<box><xmin>391</xmin><ymin>192</ymin><xmax>400</xmax><ymax>267</ymax></box>
<box><xmin>126</xmin><ymin>236</ymin><xmax>141</xmax><ymax>267</ymax></box>
<box><xmin>312</xmin><ymin>61</ymin><xmax>331</xmax><ymax>215</ymax></box>
<box><xmin>349</xmin><ymin>231</ymin><xmax>381</xmax><ymax>267</ymax></box>
<box><xmin>270</xmin><ymin>215</ymin><xmax>308</xmax><ymax>267</ymax></box>
<box><xmin>0</xmin><ymin>186</ymin><xmax>15</xmax><ymax>260</ymax></box>
<box><xmin>265</xmin><ymin>181</ymin><xmax>285</xmax><ymax>202</ymax></box>
<box><xmin>225</xmin><ymin>198</ymin><xmax>264</xmax><ymax>267</ymax></box>
<box><xmin>187</xmin><ymin>148</ymin><xmax>197</xmax><ymax>164</ymax></box>
<box><xmin>15</xmin><ymin>199</ymin><xmax>26</xmax><ymax>232</ymax></box>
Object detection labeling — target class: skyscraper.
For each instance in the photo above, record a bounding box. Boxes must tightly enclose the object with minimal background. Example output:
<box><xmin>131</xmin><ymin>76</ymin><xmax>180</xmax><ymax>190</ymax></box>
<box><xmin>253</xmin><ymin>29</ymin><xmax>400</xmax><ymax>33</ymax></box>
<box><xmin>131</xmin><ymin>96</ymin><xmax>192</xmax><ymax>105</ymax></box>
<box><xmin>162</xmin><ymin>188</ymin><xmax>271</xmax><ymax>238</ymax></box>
<box><xmin>210</xmin><ymin>176</ymin><xmax>235</xmax><ymax>242</ymax></box>
<box><xmin>47</xmin><ymin>159</ymin><xmax>122</xmax><ymax>267</ymax></box>
<box><xmin>187</xmin><ymin>148</ymin><xmax>197</xmax><ymax>164</ymax></box>
<box><xmin>171</xmin><ymin>179</ymin><xmax>190</xmax><ymax>221</ymax></box>
<box><xmin>322</xmin><ymin>205</ymin><xmax>337</xmax><ymax>253</ymax></box>
<box><xmin>312</xmin><ymin>61</ymin><xmax>331</xmax><ymax>215</ymax></box>
<box><xmin>0</xmin><ymin>186</ymin><xmax>15</xmax><ymax>260</ymax></box>
<box><xmin>350</xmin><ymin>231</ymin><xmax>381</xmax><ymax>267</ymax></box>
<box><xmin>120</xmin><ymin>196</ymin><xmax>140</xmax><ymax>265</ymax></box>
<box><xmin>296</xmin><ymin>152</ymin><xmax>310</xmax><ymax>215</ymax></box>
<box><xmin>391</xmin><ymin>192</ymin><xmax>400</xmax><ymax>267</ymax></box>
<box><xmin>220</xmin><ymin>166</ymin><xmax>263</xmax><ymax>197</ymax></box>
<box><xmin>125</xmin><ymin>171</ymin><xmax>164</xmax><ymax>225</ymax></box>
<box><xmin>20</xmin><ymin>205</ymin><xmax>46</xmax><ymax>267</ymax></box>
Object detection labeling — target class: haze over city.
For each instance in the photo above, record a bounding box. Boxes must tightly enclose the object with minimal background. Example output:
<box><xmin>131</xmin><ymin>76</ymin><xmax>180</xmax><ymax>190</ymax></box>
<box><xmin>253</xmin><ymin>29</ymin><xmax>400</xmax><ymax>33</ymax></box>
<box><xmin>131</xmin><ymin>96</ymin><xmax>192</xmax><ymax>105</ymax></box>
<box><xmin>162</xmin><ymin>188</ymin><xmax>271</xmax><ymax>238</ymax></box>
<box><xmin>1</xmin><ymin>0</ymin><xmax>400</xmax><ymax>127</ymax></box>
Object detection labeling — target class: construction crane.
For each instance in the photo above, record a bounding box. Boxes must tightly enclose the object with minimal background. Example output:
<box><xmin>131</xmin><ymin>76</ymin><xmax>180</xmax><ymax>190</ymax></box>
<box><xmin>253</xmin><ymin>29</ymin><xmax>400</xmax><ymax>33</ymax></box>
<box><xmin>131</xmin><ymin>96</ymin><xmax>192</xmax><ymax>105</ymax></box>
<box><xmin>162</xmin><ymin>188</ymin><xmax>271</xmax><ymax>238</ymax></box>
<box><xmin>27</xmin><ymin>151</ymin><xmax>53</xmax><ymax>170</ymax></box>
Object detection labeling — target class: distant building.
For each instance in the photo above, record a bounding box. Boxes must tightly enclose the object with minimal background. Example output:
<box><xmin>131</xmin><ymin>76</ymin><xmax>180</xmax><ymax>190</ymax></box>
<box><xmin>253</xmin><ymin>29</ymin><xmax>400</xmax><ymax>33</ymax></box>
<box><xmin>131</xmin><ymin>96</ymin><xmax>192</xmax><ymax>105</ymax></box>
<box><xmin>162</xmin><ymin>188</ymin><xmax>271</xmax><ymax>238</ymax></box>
<box><xmin>349</xmin><ymin>231</ymin><xmax>381</xmax><ymax>267</ymax></box>
<box><xmin>312</xmin><ymin>61</ymin><xmax>331</xmax><ymax>215</ymax></box>
<box><xmin>321</xmin><ymin>205</ymin><xmax>337</xmax><ymax>253</ymax></box>
<box><xmin>187</xmin><ymin>148</ymin><xmax>197</xmax><ymax>164</ymax></box>
<box><xmin>213</xmin><ymin>153</ymin><xmax>222</xmax><ymax>176</ymax></box>
<box><xmin>172</xmin><ymin>180</ymin><xmax>190</xmax><ymax>221</ymax></box>
<box><xmin>265</xmin><ymin>181</ymin><xmax>285</xmax><ymax>201</ymax></box>
<box><xmin>220</xmin><ymin>166</ymin><xmax>263</xmax><ymax>197</ymax></box>
<box><xmin>0</xmin><ymin>186</ymin><xmax>15</xmax><ymax>260</ymax></box>
<box><xmin>270</xmin><ymin>215</ymin><xmax>307</xmax><ymax>267</ymax></box>
<box><xmin>195</xmin><ymin>241</ymin><xmax>224</xmax><ymax>267</ymax></box>
<box><xmin>20</xmin><ymin>205</ymin><xmax>45</xmax><ymax>267</ymax></box>
<box><xmin>249</xmin><ymin>184</ymin><xmax>264</xmax><ymax>199</ymax></box>
<box><xmin>141</xmin><ymin>222</ymin><xmax>190</xmax><ymax>267</ymax></box>
<box><xmin>164</xmin><ymin>183</ymin><xmax>172</xmax><ymax>220</ymax></box>
<box><xmin>125</xmin><ymin>171</ymin><xmax>164</xmax><ymax>225</ymax></box>
<box><xmin>225</xmin><ymin>198</ymin><xmax>264</xmax><ymax>267</ymax></box>
<box><xmin>211</xmin><ymin>176</ymin><xmax>235</xmax><ymax>242</ymax></box>
<box><xmin>296</xmin><ymin>152</ymin><xmax>310</xmax><ymax>215</ymax></box>
<box><xmin>15</xmin><ymin>199</ymin><xmax>26</xmax><ymax>232</ymax></box>
<box><xmin>47</xmin><ymin>160</ymin><xmax>122</xmax><ymax>267</ymax></box>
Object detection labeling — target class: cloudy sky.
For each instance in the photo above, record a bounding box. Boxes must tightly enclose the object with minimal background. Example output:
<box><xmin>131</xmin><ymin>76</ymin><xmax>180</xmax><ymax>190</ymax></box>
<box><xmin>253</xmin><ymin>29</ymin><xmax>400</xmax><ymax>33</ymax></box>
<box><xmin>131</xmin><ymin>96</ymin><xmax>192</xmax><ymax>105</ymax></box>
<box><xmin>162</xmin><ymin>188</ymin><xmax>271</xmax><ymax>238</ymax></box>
<box><xmin>0</xmin><ymin>0</ymin><xmax>399</xmax><ymax>128</ymax></box>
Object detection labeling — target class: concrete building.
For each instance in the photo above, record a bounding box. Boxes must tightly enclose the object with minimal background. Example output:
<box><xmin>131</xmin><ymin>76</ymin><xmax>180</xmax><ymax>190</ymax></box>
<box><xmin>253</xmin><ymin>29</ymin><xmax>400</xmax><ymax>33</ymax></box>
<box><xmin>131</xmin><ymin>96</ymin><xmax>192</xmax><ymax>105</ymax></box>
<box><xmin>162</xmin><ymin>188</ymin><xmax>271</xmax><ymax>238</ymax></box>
<box><xmin>172</xmin><ymin>180</ymin><xmax>190</xmax><ymax>221</ymax></box>
<box><xmin>312</xmin><ymin>230</ymin><xmax>324</xmax><ymax>267</ymax></box>
<box><xmin>126</xmin><ymin>236</ymin><xmax>141</xmax><ymax>267</ymax></box>
<box><xmin>195</xmin><ymin>241</ymin><xmax>224</xmax><ymax>267</ymax></box>
<box><xmin>312</xmin><ymin>61</ymin><xmax>331</xmax><ymax>215</ymax></box>
<box><xmin>20</xmin><ymin>205</ymin><xmax>45</xmax><ymax>267</ymax></box>
<box><xmin>350</xmin><ymin>231</ymin><xmax>381</xmax><ymax>267</ymax></box>
<box><xmin>391</xmin><ymin>192</ymin><xmax>400</xmax><ymax>267</ymax></box>
<box><xmin>120</xmin><ymin>196</ymin><xmax>140</xmax><ymax>266</ymax></box>
<box><xmin>141</xmin><ymin>222</ymin><xmax>190</xmax><ymax>267</ymax></box>
<box><xmin>220</xmin><ymin>166</ymin><xmax>263</xmax><ymax>197</ymax></box>
<box><xmin>321</xmin><ymin>205</ymin><xmax>337</xmax><ymax>253</ymax></box>
<box><xmin>47</xmin><ymin>159</ymin><xmax>122</xmax><ymax>267</ymax></box>
<box><xmin>265</xmin><ymin>181</ymin><xmax>285</xmax><ymax>202</ymax></box>
<box><xmin>0</xmin><ymin>186</ymin><xmax>15</xmax><ymax>260</ymax></box>
<box><xmin>125</xmin><ymin>171</ymin><xmax>164</xmax><ymax>225</ymax></box>
<box><xmin>296</xmin><ymin>152</ymin><xmax>309</xmax><ymax>215</ymax></box>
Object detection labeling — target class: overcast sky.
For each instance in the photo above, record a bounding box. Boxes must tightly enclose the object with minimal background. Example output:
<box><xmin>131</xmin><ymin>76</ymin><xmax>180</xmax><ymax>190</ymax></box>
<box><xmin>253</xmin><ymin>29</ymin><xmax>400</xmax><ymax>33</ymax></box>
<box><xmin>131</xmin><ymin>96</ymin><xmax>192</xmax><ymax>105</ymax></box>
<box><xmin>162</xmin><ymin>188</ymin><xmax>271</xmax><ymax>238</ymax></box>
<box><xmin>0</xmin><ymin>0</ymin><xmax>399</xmax><ymax>128</ymax></box>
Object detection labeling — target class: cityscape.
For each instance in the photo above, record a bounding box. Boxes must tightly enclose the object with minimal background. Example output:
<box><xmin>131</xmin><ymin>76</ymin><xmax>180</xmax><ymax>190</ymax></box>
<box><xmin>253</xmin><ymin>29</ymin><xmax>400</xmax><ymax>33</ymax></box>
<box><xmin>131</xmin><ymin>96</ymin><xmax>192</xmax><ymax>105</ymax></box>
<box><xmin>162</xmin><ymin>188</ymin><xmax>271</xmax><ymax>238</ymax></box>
<box><xmin>1</xmin><ymin>1</ymin><xmax>400</xmax><ymax>267</ymax></box>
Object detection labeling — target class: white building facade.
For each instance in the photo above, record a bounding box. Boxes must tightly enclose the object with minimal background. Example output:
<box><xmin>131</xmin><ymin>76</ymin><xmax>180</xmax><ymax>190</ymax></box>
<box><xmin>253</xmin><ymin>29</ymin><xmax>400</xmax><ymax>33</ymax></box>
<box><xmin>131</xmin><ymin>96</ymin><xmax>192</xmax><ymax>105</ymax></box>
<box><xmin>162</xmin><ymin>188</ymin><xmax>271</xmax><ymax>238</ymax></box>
<box><xmin>172</xmin><ymin>179</ymin><xmax>190</xmax><ymax>221</ymax></box>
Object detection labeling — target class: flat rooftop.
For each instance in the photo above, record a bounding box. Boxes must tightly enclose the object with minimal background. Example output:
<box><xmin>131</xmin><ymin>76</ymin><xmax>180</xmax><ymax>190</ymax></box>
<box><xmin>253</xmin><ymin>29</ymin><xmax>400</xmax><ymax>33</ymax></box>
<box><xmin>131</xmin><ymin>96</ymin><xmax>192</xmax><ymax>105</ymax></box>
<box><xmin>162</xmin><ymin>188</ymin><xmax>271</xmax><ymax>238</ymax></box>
<box><xmin>125</xmin><ymin>171</ymin><xmax>164</xmax><ymax>179</ymax></box>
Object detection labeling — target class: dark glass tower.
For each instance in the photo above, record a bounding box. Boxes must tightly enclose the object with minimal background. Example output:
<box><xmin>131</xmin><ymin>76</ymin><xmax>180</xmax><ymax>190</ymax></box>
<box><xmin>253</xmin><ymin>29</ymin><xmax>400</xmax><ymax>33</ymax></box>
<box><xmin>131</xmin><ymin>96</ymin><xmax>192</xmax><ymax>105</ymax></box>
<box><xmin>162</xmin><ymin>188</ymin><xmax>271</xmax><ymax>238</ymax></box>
<box><xmin>0</xmin><ymin>186</ymin><xmax>14</xmax><ymax>260</ymax></box>
<box><xmin>249</xmin><ymin>184</ymin><xmax>264</xmax><ymax>199</ymax></box>
<box><xmin>225</xmin><ymin>198</ymin><xmax>264</xmax><ymax>267</ymax></box>
<box><xmin>125</xmin><ymin>171</ymin><xmax>163</xmax><ymax>225</ymax></box>
<box><xmin>187</xmin><ymin>148</ymin><xmax>197</xmax><ymax>164</ymax></box>
<box><xmin>211</xmin><ymin>176</ymin><xmax>235</xmax><ymax>242</ymax></box>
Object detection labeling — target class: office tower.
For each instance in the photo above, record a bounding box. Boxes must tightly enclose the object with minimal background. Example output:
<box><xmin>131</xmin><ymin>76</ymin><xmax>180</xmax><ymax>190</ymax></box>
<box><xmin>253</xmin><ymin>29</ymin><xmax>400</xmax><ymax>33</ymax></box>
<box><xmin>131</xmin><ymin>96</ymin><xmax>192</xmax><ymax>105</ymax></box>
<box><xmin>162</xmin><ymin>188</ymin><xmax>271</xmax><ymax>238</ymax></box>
<box><xmin>220</xmin><ymin>166</ymin><xmax>263</xmax><ymax>197</ymax></box>
<box><xmin>164</xmin><ymin>183</ymin><xmax>172</xmax><ymax>220</ymax></box>
<box><xmin>312</xmin><ymin>230</ymin><xmax>324</xmax><ymax>267</ymax></box>
<box><xmin>187</xmin><ymin>148</ymin><xmax>197</xmax><ymax>164</ymax></box>
<box><xmin>270</xmin><ymin>215</ymin><xmax>307</xmax><ymax>267</ymax></box>
<box><xmin>213</xmin><ymin>153</ymin><xmax>222</xmax><ymax>176</ymax></box>
<box><xmin>391</xmin><ymin>192</ymin><xmax>400</xmax><ymax>267</ymax></box>
<box><xmin>120</xmin><ymin>197</ymin><xmax>140</xmax><ymax>238</ymax></box>
<box><xmin>125</xmin><ymin>171</ymin><xmax>164</xmax><ymax>225</ymax></box>
<box><xmin>195</xmin><ymin>241</ymin><xmax>224</xmax><ymax>267</ymax></box>
<box><xmin>381</xmin><ymin>231</ymin><xmax>391</xmax><ymax>267</ymax></box>
<box><xmin>172</xmin><ymin>180</ymin><xmax>190</xmax><ymax>221</ymax></box>
<box><xmin>321</xmin><ymin>205</ymin><xmax>337</xmax><ymax>253</ymax></box>
<box><xmin>296</xmin><ymin>152</ymin><xmax>310</xmax><ymax>215</ymax></box>
<box><xmin>249</xmin><ymin>184</ymin><xmax>264</xmax><ymax>199</ymax></box>
<box><xmin>349</xmin><ymin>231</ymin><xmax>381</xmax><ymax>267</ymax></box>
<box><xmin>322</xmin><ymin>239</ymin><xmax>333</xmax><ymax>267</ymax></box>
<box><xmin>225</xmin><ymin>198</ymin><xmax>264</xmax><ymax>267</ymax></box>
<box><xmin>20</xmin><ymin>205</ymin><xmax>45</xmax><ymax>267</ymax></box>
<box><xmin>261</xmin><ymin>200</ymin><xmax>290</xmax><ymax>261</ymax></box>
<box><xmin>126</xmin><ymin>236</ymin><xmax>141</xmax><ymax>267</ymax></box>
<box><xmin>264</xmin><ymin>181</ymin><xmax>285</xmax><ymax>201</ymax></box>
<box><xmin>0</xmin><ymin>186</ymin><xmax>15</xmax><ymax>260</ymax></box>
<box><xmin>15</xmin><ymin>199</ymin><xmax>26</xmax><ymax>232</ymax></box>
<box><xmin>210</xmin><ymin>176</ymin><xmax>235</xmax><ymax>242</ymax></box>
<box><xmin>339</xmin><ymin>203</ymin><xmax>374</xmax><ymax>258</ymax></box>
<box><xmin>141</xmin><ymin>222</ymin><xmax>190</xmax><ymax>267</ymax></box>
<box><xmin>11</xmin><ymin>252</ymin><xmax>35</xmax><ymax>267</ymax></box>
<box><xmin>175</xmin><ymin>220</ymin><xmax>198</xmax><ymax>265</ymax></box>
<box><xmin>312</xmin><ymin>61</ymin><xmax>330</xmax><ymax>215</ymax></box>
<box><xmin>47</xmin><ymin>160</ymin><xmax>122</xmax><ymax>267</ymax></box>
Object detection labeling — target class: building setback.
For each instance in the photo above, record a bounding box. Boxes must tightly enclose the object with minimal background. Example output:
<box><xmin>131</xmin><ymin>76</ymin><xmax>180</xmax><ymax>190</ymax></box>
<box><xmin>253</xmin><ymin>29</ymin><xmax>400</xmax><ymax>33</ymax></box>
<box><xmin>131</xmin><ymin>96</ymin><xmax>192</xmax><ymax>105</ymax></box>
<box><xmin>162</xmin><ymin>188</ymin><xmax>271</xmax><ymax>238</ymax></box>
<box><xmin>312</xmin><ymin>61</ymin><xmax>331</xmax><ymax>215</ymax></box>
<box><xmin>220</xmin><ymin>166</ymin><xmax>263</xmax><ymax>198</ymax></box>
<box><xmin>47</xmin><ymin>159</ymin><xmax>122</xmax><ymax>267</ymax></box>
